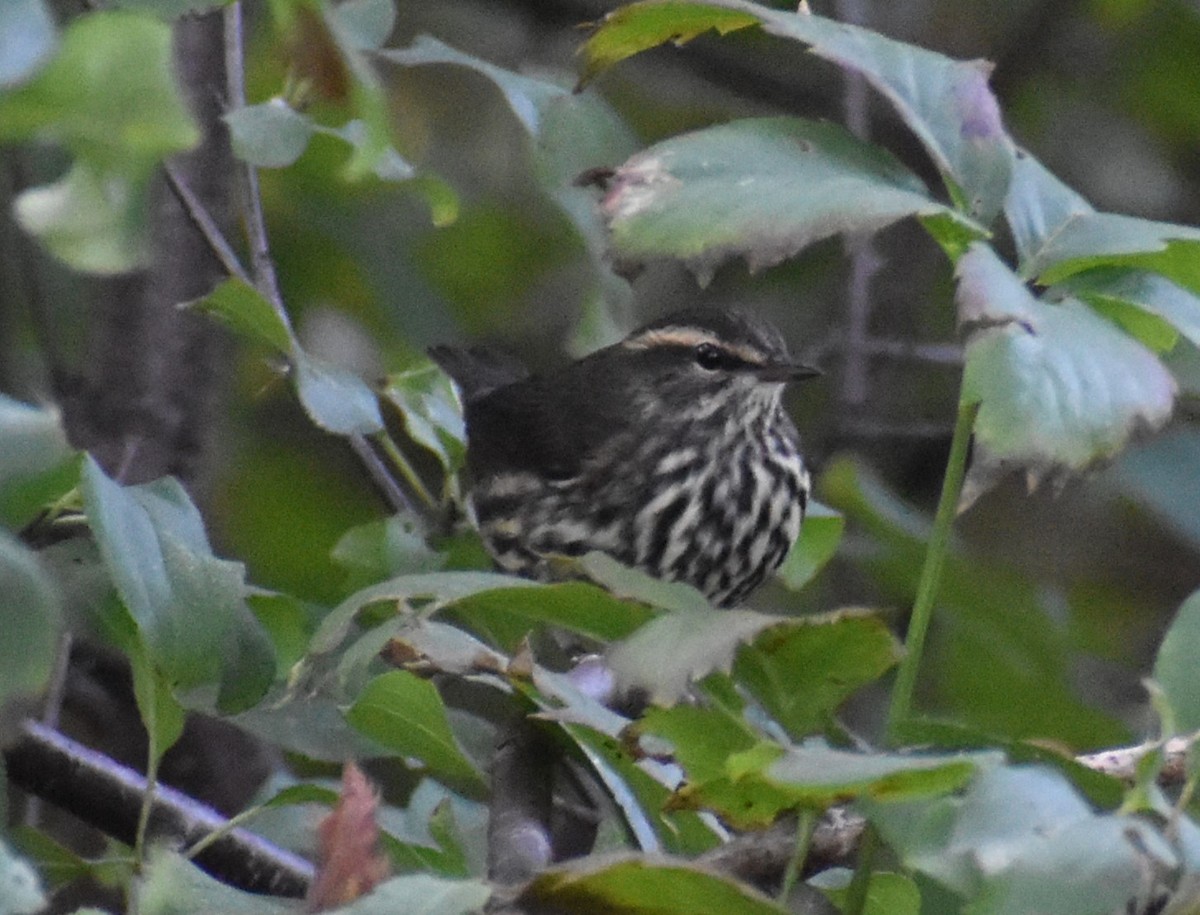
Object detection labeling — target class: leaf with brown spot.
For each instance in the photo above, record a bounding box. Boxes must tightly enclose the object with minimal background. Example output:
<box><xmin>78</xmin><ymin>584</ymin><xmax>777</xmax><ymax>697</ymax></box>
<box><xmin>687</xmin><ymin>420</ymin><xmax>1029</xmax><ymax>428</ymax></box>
<box><xmin>307</xmin><ymin>762</ymin><xmax>391</xmax><ymax>911</ymax></box>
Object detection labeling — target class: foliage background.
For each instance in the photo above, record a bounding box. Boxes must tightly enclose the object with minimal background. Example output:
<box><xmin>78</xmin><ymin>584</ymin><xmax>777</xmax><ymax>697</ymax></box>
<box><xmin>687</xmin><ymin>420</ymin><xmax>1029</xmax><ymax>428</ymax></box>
<box><xmin>2</xmin><ymin>0</ymin><xmax>1200</xmax><ymax>910</ymax></box>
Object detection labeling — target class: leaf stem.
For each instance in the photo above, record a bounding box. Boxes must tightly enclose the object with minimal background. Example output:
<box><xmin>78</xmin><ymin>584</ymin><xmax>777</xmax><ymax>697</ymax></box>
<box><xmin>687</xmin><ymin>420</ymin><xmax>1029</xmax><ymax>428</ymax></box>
<box><xmin>842</xmin><ymin>823</ymin><xmax>878</xmax><ymax>915</ymax></box>
<box><xmin>375</xmin><ymin>431</ymin><xmax>438</xmax><ymax>511</ymax></box>
<box><xmin>778</xmin><ymin>808</ymin><xmax>816</xmax><ymax>903</ymax></box>
<box><xmin>886</xmin><ymin>397</ymin><xmax>979</xmax><ymax>741</ymax></box>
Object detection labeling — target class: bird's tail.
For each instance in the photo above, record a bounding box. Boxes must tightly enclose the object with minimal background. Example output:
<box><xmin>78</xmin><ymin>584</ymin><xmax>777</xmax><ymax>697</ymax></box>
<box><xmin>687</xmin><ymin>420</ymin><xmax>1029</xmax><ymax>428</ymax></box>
<box><xmin>427</xmin><ymin>345</ymin><xmax>529</xmax><ymax>401</ymax></box>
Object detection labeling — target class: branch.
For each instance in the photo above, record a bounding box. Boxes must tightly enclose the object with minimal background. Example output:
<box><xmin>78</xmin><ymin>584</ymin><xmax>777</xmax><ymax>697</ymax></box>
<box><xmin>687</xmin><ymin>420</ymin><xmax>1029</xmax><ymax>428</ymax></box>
<box><xmin>4</xmin><ymin>719</ymin><xmax>313</xmax><ymax>897</ymax></box>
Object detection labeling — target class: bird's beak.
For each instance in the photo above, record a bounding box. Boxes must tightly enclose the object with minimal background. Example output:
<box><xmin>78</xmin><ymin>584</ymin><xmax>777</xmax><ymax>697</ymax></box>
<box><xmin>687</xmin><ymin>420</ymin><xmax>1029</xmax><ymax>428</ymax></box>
<box><xmin>755</xmin><ymin>361</ymin><xmax>822</xmax><ymax>384</ymax></box>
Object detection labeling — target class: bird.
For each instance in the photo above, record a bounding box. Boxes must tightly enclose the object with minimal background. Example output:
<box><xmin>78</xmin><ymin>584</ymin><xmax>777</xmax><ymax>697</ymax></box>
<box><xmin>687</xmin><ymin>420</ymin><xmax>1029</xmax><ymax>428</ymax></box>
<box><xmin>429</xmin><ymin>307</ymin><xmax>819</xmax><ymax>607</ymax></box>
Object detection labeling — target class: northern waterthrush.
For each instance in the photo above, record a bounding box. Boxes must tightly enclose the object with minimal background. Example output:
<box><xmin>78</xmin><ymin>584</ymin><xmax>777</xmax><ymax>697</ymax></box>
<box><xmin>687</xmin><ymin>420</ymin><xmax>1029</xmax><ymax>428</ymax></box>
<box><xmin>430</xmin><ymin>308</ymin><xmax>819</xmax><ymax>607</ymax></box>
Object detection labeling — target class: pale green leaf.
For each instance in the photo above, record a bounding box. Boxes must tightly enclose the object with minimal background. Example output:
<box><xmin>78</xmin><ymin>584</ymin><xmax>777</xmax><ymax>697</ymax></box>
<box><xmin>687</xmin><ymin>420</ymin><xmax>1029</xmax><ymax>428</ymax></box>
<box><xmin>14</xmin><ymin>162</ymin><xmax>148</xmax><ymax>274</ymax></box>
<box><xmin>382</xmin><ymin>364</ymin><xmax>465</xmax><ymax>472</ymax></box>
<box><xmin>293</xmin><ymin>350</ymin><xmax>384</xmax><ymax>436</ymax></box>
<box><xmin>0</xmin><ymin>394</ymin><xmax>72</xmax><ymax>491</ymax></box>
<box><xmin>602</xmin><ymin>117</ymin><xmax>982</xmax><ymax>282</ymax></box>
<box><xmin>0</xmin><ymin>530</ymin><xmax>60</xmax><ymax>705</ymax></box>
<box><xmin>582</xmin><ymin>0</ymin><xmax>1014</xmax><ymax>221</ymax></box>
<box><xmin>0</xmin><ymin>838</ymin><xmax>45</xmax><ymax>915</ymax></box>
<box><xmin>957</xmin><ymin>244</ymin><xmax>1176</xmax><ymax>501</ymax></box>
<box><xmin>1152</xmin><ymin>590</ymin><xmax>1200</xmax><ymax>733</ymax></box>
<box><xmin>0</xmin><ymin>0</ymin><xmax>56</xmax><ymax>87</ymax></box>
<box><xmin>224</xmin><ymin>99</ymin><xmax>315</xmax><ymax>169</ymax></box>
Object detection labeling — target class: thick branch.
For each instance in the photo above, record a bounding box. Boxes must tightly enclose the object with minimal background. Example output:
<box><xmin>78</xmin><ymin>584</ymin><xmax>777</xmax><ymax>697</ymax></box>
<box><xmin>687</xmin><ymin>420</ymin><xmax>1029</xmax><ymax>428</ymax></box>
<box><xmin>4</xmin><ymin>720</ymin><xmax>312</xmax><ymax>897</ymax></box>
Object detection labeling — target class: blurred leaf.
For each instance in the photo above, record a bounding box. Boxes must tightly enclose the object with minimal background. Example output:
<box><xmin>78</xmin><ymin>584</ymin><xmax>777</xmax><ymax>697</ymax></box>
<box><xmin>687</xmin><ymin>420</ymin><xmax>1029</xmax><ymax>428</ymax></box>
<box><xmin>344</xmin><ymin>670</ymin><xmax>487</xmax><ymax>795</ymax></box>
<box><xmin>224</xmin><ymin>99</ymin><xmax>315</xmax><ymax>169</ymax></box>
<box><xmin>13</xmin><ymin>162</ymin><xmax>148</xmax><ymax>274</ymax></box>
<box><xmin>638</xmin><ymin>702</ymin><xmax>758</xmax><ymax>785</ymax></box>
<box><xmin>0</xmin><ymin>0</ymin><xmax>56</xmax><ymax>88</ymax></box>
<box><xmin>108</xmin><ymin>0</ymin><xmax>231</xmax><ymax>17</ymax></box>
<box><xmin>320</xmin><ymin>118</ymin><xmax>414</xmax><ymax>181</ymax></box>
<box><xmin>821</xmin><ymin>458</ymin><xmax>1128</xmax><ymax>745</ymax></box>
<box><xmin>307</xmin><ymin>570</ymin><xmax>527</xmax><ymax>659</ymax></box>
<box><xmin>449</xmin><ymin>580</ymin><xmax>655</xmax><ymax>652</ymax></box>
<box><xmin>382</xmin><ymin>364</ymin><xmax>466</xmax><ymax>473</ymax></box>
<box><xmin>1054</xmin><ymin>267</ymin><xmax>1200</xmax><ymax>351</ymax></box>
<box><xmin>79</xmin><ymin>456</ymin><xmax>271</xmax><ymax>703</ymax></box>
<box><xmin>0</xmin><ymin>838</ymin><xmax>45</xmax><ymax>915</ymax></box>
<box><xmin>0</xmin><ymin>529</ymin><xmax>60</xmax><ymax>704</ymax></box>
<box><xmin>520</xmin><ymin>855</ymin><xmax>789</xmax><ymax>914</ymax></box>
<box><xmin>1006</xmin><ymin>152</ymin><xmax>1200</xmax><ymax>294</ymax></box>
<box><xmin>1113</xmin><ymin>428</ymin><xmax>1200</xmax><ymax>551</ymax></box>
<box><xmin>752</xmin><ymin>740</ymin><xmax>993</xmax><ymax>809</ymax></box>
<box><xmin>957</xmin><ymin>244</ymin><xmax>1175</xmax><ymax>502</ymax></box>
<box><xmin>327</xmin><ymin>0</ymin><xmax>395</xmax><ymax>52</ymax></box>
<box><xmin>735</xmin><ymin>611</ymin><xmax>901</xmax><ymax>738</ymax></box>
<box><xmin>138</xmin><ymin>848</ymin><xmax>292</xmax><ymax>915</ymax></box>
<box><xmin>775</xmin><ymin>500</ymin><xmax>843</xmax><ymax>591</ymax></box>
<box><xmin>0</xmin><ymin>394</ymin><xmax>72</xmax><ymax>491</ymax></box>
<box><xmin>865</xmin><ymin>765</ymin><xmax>1175</xmax><ymax>915</ymax></box>
<box><xmin>583</xmin><ymin>0</ymin><xmax>1013</xmax><ymax>221</ymax></box>
<box><xmin>186</xmin><ymin>277</ymin><xmax>294</xmax><ymax>352</ymax></box>
<box><xmin>1152</xmin><ymin>590</ymin><xmax>1200</xmax><ymax>733</ymax></box>
<box><xmin>574</xmin><ymin>552</ymin><xmax>710</xmax><ymax>612</ymax></box>
<box><xmin>292</xmin><ymin>349</ymin><xmax>384</xmax><ymax>436</ymax></box>
<box><xmin>331</xmin><ymin>516</ymin><xmax>447</xmax><ymax>591</ymax></box>
<box><xmin>607</xmin><ymin>607</ymin><xmax>776</xmax><ymax>705</ymax></box>
<box><xmin>333</xmin><ymin>873</ymin><xmax>491</xmax><ymax>915</ymax></box>
<box><xmin>809</xmin><ymin>869</ymin><xmax>921</xmax><ymax>915</ymax></box>
<box><xmin>130</xmin><ymin>647</ymin><xmax>186</xmax><ymax>764</ymax></box>
<box><xmin>308</xmin><ymin>762</ymin><xmax>391</xmax><ymax>910</ymax></box>
<box><xmin>0</xmin><ymin>11</ymin><xmax>198</xmax><ymax>166</ymax></box>
<box><xmin>602</xmin><ymin>117</ymin><xmax>981</xmax><ymax>283</ymax></box>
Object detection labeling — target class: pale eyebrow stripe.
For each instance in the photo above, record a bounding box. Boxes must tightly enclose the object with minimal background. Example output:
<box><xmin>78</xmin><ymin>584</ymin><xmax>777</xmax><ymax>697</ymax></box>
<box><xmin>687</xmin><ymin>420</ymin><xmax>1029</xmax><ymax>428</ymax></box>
<box><xmin>622</xmin><ymin>327</ymin><xmax>764</xmax><ymax>364</ymax></box>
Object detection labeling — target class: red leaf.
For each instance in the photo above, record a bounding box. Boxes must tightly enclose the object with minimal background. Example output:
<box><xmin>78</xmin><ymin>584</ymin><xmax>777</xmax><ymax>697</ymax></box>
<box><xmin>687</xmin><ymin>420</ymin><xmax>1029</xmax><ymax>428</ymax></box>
<box><xmin>307</xmin><ymin>761</ymin><xmax>391</xmax><ymax>911</ymax></box>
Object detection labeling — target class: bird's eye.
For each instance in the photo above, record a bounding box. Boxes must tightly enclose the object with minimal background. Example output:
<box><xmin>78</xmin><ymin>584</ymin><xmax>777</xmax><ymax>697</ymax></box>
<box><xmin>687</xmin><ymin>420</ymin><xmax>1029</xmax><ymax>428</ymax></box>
<box><xmin>694</xmin><ymin>342</ymin><xmax>725</xmax><ymax>371</ymax></box>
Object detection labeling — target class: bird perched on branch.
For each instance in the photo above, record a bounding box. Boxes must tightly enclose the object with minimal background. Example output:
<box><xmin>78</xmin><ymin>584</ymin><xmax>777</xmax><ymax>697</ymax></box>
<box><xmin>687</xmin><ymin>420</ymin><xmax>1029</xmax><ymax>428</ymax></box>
<box><xmin>430</xmin><ymin>308</ymin><xmax>819</xmax><ymax>607</ymax></box>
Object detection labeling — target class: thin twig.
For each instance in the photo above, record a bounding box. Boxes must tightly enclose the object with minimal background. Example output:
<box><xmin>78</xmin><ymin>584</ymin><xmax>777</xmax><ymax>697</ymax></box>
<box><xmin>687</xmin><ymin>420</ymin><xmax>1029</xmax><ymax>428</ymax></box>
<box><xmin>224</xmin><ymin>2</ymin><xmax>289</xmax><ymax>323</ymax></box>
<box><xmin>163</xmin><ymin>162</ymin><xmax>253</xmax><ymax>286</ymax></box>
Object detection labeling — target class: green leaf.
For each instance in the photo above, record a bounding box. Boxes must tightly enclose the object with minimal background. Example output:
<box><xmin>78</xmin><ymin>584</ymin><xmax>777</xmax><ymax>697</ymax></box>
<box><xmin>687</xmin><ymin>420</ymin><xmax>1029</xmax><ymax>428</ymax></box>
<box><xmin>13</xmin><ymin>162</ymin><xmax>149</xmax><ymax>274</ymax></box>
<box><xmin>1152</xmin><ymin>590</ymin><xmax>1200</xmax><ymax>733</ymax></box>
<box><xmin>755</xmin><ymin>740</ymin><xmax>993</xmax><ymax>808</ymax></box>
<box><xmin>79</xmin><ymin>456</ymin><xmax>267</xmax><ymax>692</ymax></box>
<box><xmin>331</xmin><ymin>515</ymin><xmax>447</xmax><ymax>590</ymax></box>
<box><xmin>520</xmin><ymin>855</ymin><xmax>790</xmax><ymax>915</ymax></box>
<box><xmin>185</xmin><ymin>277</ymin><xmax>294</xmax><ymax>352</ymax></box>
<box><xmin>583</xmin><ymin>0</ymin><xmax>1014</xmax><ymax>221</ymax></box>
<box><xmin>0</xmin><ymin>10</ymin><xmax>198</xmax><ymax>167</ymax></box>
<box><xmin>0</xmin><ymin>838</ymin><xmax>45</xmax><ymax>915</ymax></box>
<box><xmin>865</xmin><ymin>765</ymin><xmax>1176</xmax><ymax>915</ymax></box>
<box><xmin>382</xmin><ymin>364</ymin><xmax>466</xmax><ymax>473</ymax></box>
<box><xmin>0</xmin><ymin>0</ymin><xmax>56</xmax><ymax>88</ymax></box>
<box><xmin>108</xmin><ymin>0</ymin><xmax>231</xmax><ymax>18</ymax></box>
<box><xmin>1054</xmin><ymin>267</ymin><xmax>1200</xmax><ymax>351</ymax></box>
<box><xmin>345</xmin><ymin>670</ymin><xmax>487</xmax><ymax>795</ymax></box>
<box><xmin>130</xmin><ymin>646</ymin><xmax>186</xmax><ymax>764</ymax></box>
<box><xmin>138</xmin><ymin>848</ymin><xmax>293</xmax><ymax>915</ymax></box>
<box><xmin>319</xmin><ymin>118</ymin><xmax>414</xmax><ymax>181</ymax></box>
<box><xmin>809</xmin><ymin>869</ymin><xmax>921</xmax><ymax>915</ymax></box>
<box><xmin>735</xmin><ymin>611</ymin><xmax>901</xmax><ymax>738</ymax></box>
<box><xmin>957</xmin><ymin>244</ymin><xmax>1175</xmax><ymax>502</ymax></box>
<box><xmin>1006</xmin><ymin>152</ymin><xmax>1200</xmax><ymax>293</ymax></box>
<box><xmin>602</xmin><ymin>117</ymin><xmax>982</xmax><ymax>283</ymax></box>
<box><xmin>775</xmin><ymin>500</ymin><xmax>843</xmax><ymax>590</ymax></box>
<box><xmin>449</xmin><ymin>581</ymin><xmax>655</xmax><ymax>651</ymax></box>
<box><xmin>327</xmin><ymin>0</ymin><xmax>395</xmax><ymax>52</ymax></box>
<box><xmin>0</xmin><ymin>530</ymin><xmax>61</xmax><ymax>705</ymax></box>
<box><xmin>223</xmin><ymin>99</ymin><xmax>315</xmax><ymax>169</ymax></box>
<box><xmin>606</xmin><ymin>607</ymin><xmax>778</xmax><ymax>705</ymax></box>
<box><xmin>579</xmin><ymin>2</ymin><xmax>760</xmax><ymax>85</ymax></box>
<box><xmin>292</xmin><ymin>349</ymin><xmax>384</xmax><ymax>436</ymax></box>
<box><xmin>0</xmin><ymin>394</ymin><xmax>72</xmax><ymax>492</ymax></box>
<box><xmin>335</xmin><ymin>873</ymin><xmax>491</xmax><ymax>915</ymax></box>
